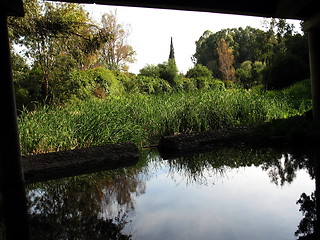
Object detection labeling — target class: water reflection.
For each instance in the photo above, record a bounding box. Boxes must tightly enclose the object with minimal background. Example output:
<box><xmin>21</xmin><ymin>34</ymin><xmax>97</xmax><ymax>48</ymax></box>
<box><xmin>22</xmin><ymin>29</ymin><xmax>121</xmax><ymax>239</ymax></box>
<box><xmin>294</xmin><ymin>151</ymin><xmax>320</xmax><ymax>240</ymax></box>
<box><xmin>22</xmin><ymin>147</ymin><xmax>318</xmax><ymax>239</ymax></box>
<box><xmin>27</xmin><ymin>168</ymin><xmax>145</xmax><ymax>239</ymax></box>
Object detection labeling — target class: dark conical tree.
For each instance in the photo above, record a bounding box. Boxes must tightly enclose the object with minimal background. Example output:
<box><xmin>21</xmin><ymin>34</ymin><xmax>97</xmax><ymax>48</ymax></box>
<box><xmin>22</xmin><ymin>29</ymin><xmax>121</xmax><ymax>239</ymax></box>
<box><xmin>169</xmin><ymin>37</ymin><xmax>175</xmax><ymax>60</ymax></box>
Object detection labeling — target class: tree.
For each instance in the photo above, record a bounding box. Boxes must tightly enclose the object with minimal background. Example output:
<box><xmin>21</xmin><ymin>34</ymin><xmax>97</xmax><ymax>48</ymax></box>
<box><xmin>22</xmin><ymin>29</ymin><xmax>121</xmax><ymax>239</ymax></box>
<box><xmin>217</xmin><ymin>38</ymin><xmax>235</xmax><ymax>82</ymax></box>
<box><xmin>8</xmin><ymin>0</ymin><xmax>105</xmax><ymax>99</ymax></box>
<box><xmin>169</xmin><ymin>37</ymin><xmax>175</xmax><ymax>60</ymax></box>
<box><xmin>192</xmin><ymin>26</ymin><xmax>291</xmax><ymax>77</ymax></box>
<box><xmin>99</xmin><ymin>11</ymin><xmax>136</xmax><ymax>71</ymax></box>
<box><xmin>192</xmin><ymin>29</ymin><xmax>227</xmax><ymax>78</ymax></box>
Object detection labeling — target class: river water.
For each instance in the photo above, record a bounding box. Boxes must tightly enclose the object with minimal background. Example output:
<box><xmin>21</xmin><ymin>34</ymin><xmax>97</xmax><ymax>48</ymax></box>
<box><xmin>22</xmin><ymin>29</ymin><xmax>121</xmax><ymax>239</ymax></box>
<box><xmin>25</xmin><ymin>147</ymin><xmax>316</xmax><ymax>239</ymax></box>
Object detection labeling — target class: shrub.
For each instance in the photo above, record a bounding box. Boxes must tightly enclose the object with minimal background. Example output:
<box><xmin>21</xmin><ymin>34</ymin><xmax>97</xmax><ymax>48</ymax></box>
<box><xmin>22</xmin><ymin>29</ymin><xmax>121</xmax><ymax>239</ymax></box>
<box><xmin>181</xmin><ymin>77</ymin><xmax>196</xmax><ymax>91</ymax></box>
<box><xmin>236</xmin><ymin>61</ymin><xmax>252</xmax><ymax>84</ymax></box>
<box><xmin>69</xmin><ymin>67</ymin><xmax>125</xmax><ymax>99</ymax></box>
<box><xmin>136</xmin><ymin>76</ymin><xmax>172</xmax><ymax>94</ymax></box>
<box><xmin>158</xmin><ymin>59</ymin><xmax>180</xmax><ymax>87</ymax></box>
<box><xmin>186</xmin><ymin>64</ymin><xmax>215</xmax><ymax>89</ymax></box>
<box><xmin>139</xmin><ymin>64</ymin><xmax>161</xmax><ymax>78</ymax></box>
<box><xmin>186</xmin><ymin>64</ymin><xmax>213</xmax><ymax>79</ymax></box>
<box><xmin>114</xmin><ymin>71</ymin><xmax>139</xmax><ymax>93</ymax></box>
<box><xmin>139</xmin><ymin>59</ymin><xmax>180</xmax><ymax>88</ymax></box>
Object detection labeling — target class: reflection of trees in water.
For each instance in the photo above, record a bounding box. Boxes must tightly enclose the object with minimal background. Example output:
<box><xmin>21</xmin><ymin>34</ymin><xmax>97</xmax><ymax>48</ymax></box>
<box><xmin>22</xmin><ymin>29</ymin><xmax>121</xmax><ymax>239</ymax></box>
<box><xmin>293</xmin><ymin>150</ymin><xmax>318</xmax><ymax>240</ymax></box>
<box><xmin>100</xmin><ymin>171</ymin><xmax>146</xmax><ymax>218</ymax></box>
<box><xmin>27</xmin><ymin>167</ymin><xmax>145</xmax><ymax>239</ymax></box>
<box><xmin>165</xmin><ymin>147</ymin><xmax>312</xmax><ymax>186</ymax></box>
<box><xmin>164</xmin><ymin>147</ymin><xmax>317</xmax><ymax>239</ymax></box>
<box><xmin>261</xmin><ymin>151</ymin><xmax>315</xmax><ymax>186</ymax></box>
<box><xmin>25</xmin><ymin>148</ymin><xmax>317</xmax><ymax>239</ymax></box>
<box><xmin>295</xmin><ymin>192</ymin><xmax>316</xmax><ymax>239</ymax></box>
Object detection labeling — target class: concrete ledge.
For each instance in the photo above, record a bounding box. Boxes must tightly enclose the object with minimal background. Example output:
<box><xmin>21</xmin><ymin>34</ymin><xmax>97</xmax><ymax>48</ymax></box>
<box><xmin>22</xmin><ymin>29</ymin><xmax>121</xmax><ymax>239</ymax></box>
<box><xmin>22</xmin><ymin>142</ymin><xmax>139</xmax><ymax>184</ymax></box>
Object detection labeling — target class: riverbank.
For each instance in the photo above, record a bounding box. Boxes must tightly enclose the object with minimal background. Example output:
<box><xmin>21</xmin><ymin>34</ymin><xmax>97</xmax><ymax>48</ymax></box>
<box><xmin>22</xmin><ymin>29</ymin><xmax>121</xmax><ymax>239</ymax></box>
<box><xmin>23</xmin><ymin>142</ymin><xmax>139</xmax><ymax>183</ymax></box>
<box><xmin>22</xmin><ymin>112</ymin><xmax>320</xmax><ymax>184</ymax></box>
<box><xmin>159</xmin><ymin>114</ymin><xmax>320</xmax><ymax>158</ymax></box>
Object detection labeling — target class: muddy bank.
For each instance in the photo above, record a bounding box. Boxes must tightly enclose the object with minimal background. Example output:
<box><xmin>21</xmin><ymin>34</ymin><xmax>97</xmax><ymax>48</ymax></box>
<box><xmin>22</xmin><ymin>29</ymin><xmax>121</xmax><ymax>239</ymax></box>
<box><xmin>23</xmin><ymin>142</ymin><xmax>139</xmax><ymax>184</ymax></box>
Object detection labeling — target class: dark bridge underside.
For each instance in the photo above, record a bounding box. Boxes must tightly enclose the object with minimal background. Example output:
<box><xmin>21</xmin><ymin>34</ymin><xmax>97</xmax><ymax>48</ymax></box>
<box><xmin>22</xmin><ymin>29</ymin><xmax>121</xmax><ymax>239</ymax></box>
<box><xmin>2</xmin><ymin>0</ymin><xmax>319</xmax><ymax>21</ymax></box>
<box><xmin>49</xmin><ymin>0</ymin><xmax>319</xmax><ymax>22</ymax></box>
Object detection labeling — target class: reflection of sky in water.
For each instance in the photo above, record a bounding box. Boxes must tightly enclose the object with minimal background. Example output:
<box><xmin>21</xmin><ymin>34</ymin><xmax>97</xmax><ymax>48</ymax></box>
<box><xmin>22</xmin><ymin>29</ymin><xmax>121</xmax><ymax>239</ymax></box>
<box><xmin>25</xmin><ymin>151</ymin><xmax>316</xmax><ymax>239</ymax></box>
<box><xmin>123</xmin><ymin>159</ymin><xmax>314</xmax><ymax>240</ymax></box>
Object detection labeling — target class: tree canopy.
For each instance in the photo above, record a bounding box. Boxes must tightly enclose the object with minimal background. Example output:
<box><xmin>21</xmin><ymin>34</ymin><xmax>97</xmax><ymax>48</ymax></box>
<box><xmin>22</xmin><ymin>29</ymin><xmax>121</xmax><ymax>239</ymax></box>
<box><xmin>192</xmin><ymin>19</ymin><xmax>309</xmax><ymax>88</ymax></box>
<box><xmin>8</xmin><ymin>0</ymin><xmax>136</xmax><ymax>105</ymax></box>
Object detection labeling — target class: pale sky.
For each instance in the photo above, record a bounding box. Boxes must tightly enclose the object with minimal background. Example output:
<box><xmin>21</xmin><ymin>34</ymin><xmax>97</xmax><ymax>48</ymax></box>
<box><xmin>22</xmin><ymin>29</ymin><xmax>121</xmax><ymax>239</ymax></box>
<box><xmin>83</xmin><ymin>4</ymin><xmax>301</xmax><ymax>74</ymax></box>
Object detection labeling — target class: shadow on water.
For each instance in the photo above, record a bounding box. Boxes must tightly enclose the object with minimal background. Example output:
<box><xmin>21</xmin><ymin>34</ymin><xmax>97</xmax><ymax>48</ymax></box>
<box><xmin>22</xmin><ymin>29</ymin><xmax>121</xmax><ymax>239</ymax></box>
<box><xmin>1</xmin><ymin>147</ymin><xmax>320</xmax><ymax>239</ymax></box>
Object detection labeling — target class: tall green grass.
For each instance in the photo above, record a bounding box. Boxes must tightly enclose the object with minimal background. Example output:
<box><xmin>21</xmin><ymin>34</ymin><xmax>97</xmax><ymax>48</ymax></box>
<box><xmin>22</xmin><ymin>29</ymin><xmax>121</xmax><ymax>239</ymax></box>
<box><xmin>18</xmin><ymin>81</ymin><xmax>311</xmax><ymax>155</ymax></box>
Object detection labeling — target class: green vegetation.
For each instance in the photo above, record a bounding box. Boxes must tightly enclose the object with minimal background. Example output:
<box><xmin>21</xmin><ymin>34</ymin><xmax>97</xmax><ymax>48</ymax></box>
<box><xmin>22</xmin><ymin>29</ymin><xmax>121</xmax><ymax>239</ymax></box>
<box><xmin>18</xmin><ymin>79</ymin><xmax>312</xmax><ymax>155</ymax></box>
<box><xmin>10</xmin><ymin>1</ymin><xmax>314</xmax><ymax>156</ymax></box>
<box><xmin>10</xmin><ymin>1</ymin><xmax>310</xmax><ymax>110</ymax></box>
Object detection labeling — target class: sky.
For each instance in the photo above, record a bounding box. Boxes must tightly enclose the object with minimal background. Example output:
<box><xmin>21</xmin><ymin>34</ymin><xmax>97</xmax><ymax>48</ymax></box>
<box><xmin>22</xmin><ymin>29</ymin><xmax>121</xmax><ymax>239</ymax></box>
<box><xmin>83</xmin><ymin>4</ymin><xmax>301</xmax><ymax>74</ymax></box>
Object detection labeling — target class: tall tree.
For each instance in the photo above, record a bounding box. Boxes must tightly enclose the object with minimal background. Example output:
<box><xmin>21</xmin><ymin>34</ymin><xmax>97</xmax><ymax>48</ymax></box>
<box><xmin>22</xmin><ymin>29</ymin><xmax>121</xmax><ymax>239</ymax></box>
<box><xmin>217</xmin><ymin>38</ymin><xmax>235</xmax><ymax>82</ymax></box>
<box><xmin>169</xmin><ymin>37</ymin><xmax>175</xmax><ymax>60</ymax></box>
<box><xmin>99</xmin><ymin>11</ymin><xmax>136</xmax><ymax>71</ymax></box>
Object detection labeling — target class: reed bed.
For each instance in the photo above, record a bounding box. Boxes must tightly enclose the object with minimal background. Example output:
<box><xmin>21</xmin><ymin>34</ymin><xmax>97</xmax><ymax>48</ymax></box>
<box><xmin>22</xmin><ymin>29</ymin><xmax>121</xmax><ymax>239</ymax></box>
<box><xmin>18</xmin><ymin>85</ymin><xmax>311</xmax><ymax>155</ymax></box>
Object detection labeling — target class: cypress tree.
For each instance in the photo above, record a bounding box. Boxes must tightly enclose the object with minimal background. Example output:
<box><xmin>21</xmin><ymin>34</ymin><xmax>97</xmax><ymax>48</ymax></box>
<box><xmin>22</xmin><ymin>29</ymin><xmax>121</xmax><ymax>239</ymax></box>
<box><xmin>169</xmin><ymin>37</ymin><xmax>175</xmax><ymax>61</ymax></box>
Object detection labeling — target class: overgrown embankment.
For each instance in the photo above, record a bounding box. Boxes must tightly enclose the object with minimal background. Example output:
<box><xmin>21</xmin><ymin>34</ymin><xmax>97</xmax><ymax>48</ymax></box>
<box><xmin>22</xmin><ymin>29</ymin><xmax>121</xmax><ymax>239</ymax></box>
<box><xmin>18</xmin><ymin>79</ymin><xmax>312</xmax><ymax>155</ymax></box>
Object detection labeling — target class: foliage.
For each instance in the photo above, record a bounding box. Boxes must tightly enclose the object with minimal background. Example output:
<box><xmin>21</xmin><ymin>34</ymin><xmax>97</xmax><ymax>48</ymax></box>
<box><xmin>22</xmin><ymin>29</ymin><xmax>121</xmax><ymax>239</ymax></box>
<box><xmin>9</xmin><ymin>0</ymin><xmax>135</xmax><ymax>107</ymax></box>
<box><xmin>9</xmin><ymin>0</ymin><xmax>100</xmax><ymax>99</ymax></box>
<box><xmin>192</xmin><ymin>22</ymin><xmax>308</xmax><ymax>88</ymax></box>
<box><xmin>265</xmin><ymin>79</ymin><xmax>312</xmax><ymax>112</ymax></box>
<box><xmin>217</xmin><ymin>38</ymin><xmax>236</xmax><ymax>81</ymax></box>
<box><xmin>99</xmin><ymin>11</ymin><xmax>136</xmax><ymax>71</ymax></box>
<box><xmin>18</xmin><ymin>80</ymin><xmax>311</xmax><ymax>155</ymax></box>
<box><xmin>169</xmin><ymin>37</ymin><xmax>175</xmax><ymax>60</ymax></box>
<box><xmin>263</xmin><ymin>34</ymin><xmax>310</xmax><ymax>89</ymax></box>
<box><xmin>185</xmin><ymin>64</ymin><xmax>222</xmax><ymax>89</ymax></box>
<box><xmin>186</xmin><ymin>64</ymin><xmax>213</xmax><ymax>79</ymax></box>
<box><xmin>138</xmin><ymin>64</ymin><xmax>161</xmax><ymax>78</ymax></box>
<box><xmin>236</xmin><ymin>61</ymin><xmax>265</xmax><ymax>88</ymax></box>
<box><xmin>295</xmin><ymin>192</ymin><xmax>317</xmax><ymax>238</ymax></box>
<box><xmin>68</xmin><ymin>67</ymin><xmax>126</xmax><ymax>99</ymax></box>
<box><xmin>135</xmin><ymin>76</ymin><xmax>172</xmax><ymax>94</ymax></box>
<box><xmin>192</xmin><ymin>27</ymin><xmax>274</xmax><ymax>77</ymax></box>
<box><xmin>264</xmin><ymin>53</ymin><xmax>308</xmax><ymax>90</ymax></box>
<box><xmin>139</xmin><ymin>59</ymin><xmax>180</xmax><ymax>87</ymax></box>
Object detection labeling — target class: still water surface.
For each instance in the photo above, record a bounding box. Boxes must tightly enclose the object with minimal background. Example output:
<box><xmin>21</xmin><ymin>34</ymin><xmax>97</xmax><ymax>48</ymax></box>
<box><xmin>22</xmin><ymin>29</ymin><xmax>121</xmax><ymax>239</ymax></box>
<box><xmin>26</xmin><ymin>148</ymin><xmax>316</xmax><ymax>239</ymax></box>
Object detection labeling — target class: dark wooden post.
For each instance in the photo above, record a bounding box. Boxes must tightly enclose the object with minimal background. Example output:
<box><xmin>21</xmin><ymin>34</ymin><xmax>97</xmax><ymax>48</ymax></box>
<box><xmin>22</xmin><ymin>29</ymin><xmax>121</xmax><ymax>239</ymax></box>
<box><xmin>0</xmin><ymin>11</ymin><xmax>30</xmax><ymax>240</ymax></box>
<box><xmin>308</xmin><ymin>29</ymin><xmax>320</xmax><ymax>120</ymax></box>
